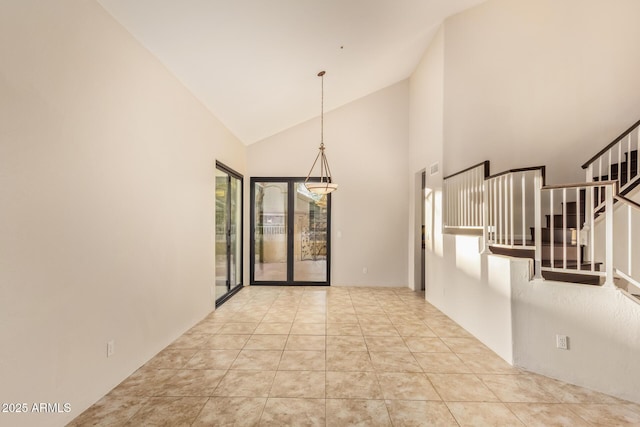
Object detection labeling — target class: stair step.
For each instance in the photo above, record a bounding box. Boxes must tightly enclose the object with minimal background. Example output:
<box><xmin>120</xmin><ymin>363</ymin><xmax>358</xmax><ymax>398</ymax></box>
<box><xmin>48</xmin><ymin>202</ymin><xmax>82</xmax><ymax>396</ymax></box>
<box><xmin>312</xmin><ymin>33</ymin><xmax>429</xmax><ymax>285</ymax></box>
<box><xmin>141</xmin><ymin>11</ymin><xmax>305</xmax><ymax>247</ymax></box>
<box><xmin>595</xmin><ymin>160</ymin><xmax>639</xmax><ymax>186</ymax></box>
<box><xmin>541</xmin><ymin>243</ymin><xmax>582</xmax><ymax>262</ymax></box>
<box><xmin>546</xmin><ymin>214</ymin><xmax>579</xmax><ymax>229</ymax></box>
<box><xmin>488</xmin><ymin>246</ymin><xmax>534</xmax><ymax>259</ymax></box>
<box><xmin>560</xmin><ymin>199</ymin><xmax>584</xmax><ymax>215</ymax></box>
<box><xmin>531</xmin><ymin>227</ymin><xmax>578</xmax><ymax>244</ymax></box>
<box><xmin>541</xmin><ymin>260</ymin><xmax>600</xmax><ymax>270</ymax></box>
<box><xmin>487</xmin><ymin>246</ymin><xmax>602</xmax><ymax>285</ymax></box>
<box><xmin>592</xmin><ymin>176</ymin><xmax>640</xmax><ymax>204</ymax></box>
<box><xmin>624</xmin><ymin>149</ymin><xmax>638</xmax><ymax>163</ymax></box>
<box><xmin>541</xmin><ymin>270</ymin><xmax>601</xmax><ymax>285</ymax></box>
<box><xmin>489</xmin><ymin>245</ymin><xmax>594</xmax><ymax>266</ymax></box>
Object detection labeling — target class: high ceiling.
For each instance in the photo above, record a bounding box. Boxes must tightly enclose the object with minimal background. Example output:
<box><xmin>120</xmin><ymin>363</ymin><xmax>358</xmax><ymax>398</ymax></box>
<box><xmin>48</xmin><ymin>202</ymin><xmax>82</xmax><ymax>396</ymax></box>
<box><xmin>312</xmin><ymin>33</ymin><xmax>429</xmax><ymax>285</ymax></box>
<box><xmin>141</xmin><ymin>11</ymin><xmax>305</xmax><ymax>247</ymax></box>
<box><xmin>97</xmin><ymin>0</ymin><xmax>485</xmax><ymax>144</ymax></box>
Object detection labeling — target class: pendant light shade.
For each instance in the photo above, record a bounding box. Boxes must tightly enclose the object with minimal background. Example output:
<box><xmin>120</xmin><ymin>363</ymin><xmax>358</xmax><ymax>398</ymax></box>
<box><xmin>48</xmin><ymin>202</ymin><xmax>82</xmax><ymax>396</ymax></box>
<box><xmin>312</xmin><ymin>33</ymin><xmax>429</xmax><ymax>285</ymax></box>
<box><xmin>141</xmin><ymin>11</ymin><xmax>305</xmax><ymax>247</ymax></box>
<box><xmin>305</xmin><ymin>71</ymin><xmax>338</xmax><ymax>195</ymax></box>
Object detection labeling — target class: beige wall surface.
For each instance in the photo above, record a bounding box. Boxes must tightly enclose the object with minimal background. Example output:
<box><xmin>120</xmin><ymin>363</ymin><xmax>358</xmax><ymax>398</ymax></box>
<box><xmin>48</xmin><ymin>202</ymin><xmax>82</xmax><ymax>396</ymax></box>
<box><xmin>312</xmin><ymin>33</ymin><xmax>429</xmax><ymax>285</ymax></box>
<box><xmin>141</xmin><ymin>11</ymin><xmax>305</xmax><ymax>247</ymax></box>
<box><xmin>408</xmin><ymin>26</ymin><xmax>445</xmax><ymax>291</ymax></box>
<box><xmin>247</xmin><ymin>81</ymin><xmax>410</xmax><ymax>287</ymax></box>
<box><xmin>443</xmin><ymin>0</ymin><xmax>640</xmax><ymax>185</ymax></box>
<box><xmin>0</xmin><ymin>1</ymin><xmax>245</xmax><ymax>425</ymax></box>
<box><xmin>513</xmin><ymin>276</ymin><xmax>640</xmax><ymax>404</ymax></box>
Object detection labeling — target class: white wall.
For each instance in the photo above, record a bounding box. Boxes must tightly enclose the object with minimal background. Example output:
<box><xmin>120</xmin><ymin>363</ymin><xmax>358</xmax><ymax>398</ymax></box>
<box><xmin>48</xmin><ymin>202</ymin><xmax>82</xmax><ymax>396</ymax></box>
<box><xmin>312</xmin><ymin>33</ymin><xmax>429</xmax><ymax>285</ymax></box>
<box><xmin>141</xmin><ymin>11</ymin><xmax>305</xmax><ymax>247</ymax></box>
<box><xmin>0</xmin><ymin>1</ymin><xmax>245</xmax><ymax>426</ymax></box>
<box><xmin>513</xmin><ymin>279</ymin><xmax>640</xmax><ymax>403</ymax></box>
<box><xmin>443</xmin><ymin>0</ymin><xmax>640</xmax><ymax>185</ymax></box>
<box><xmin>439</xmin><ymin>237</ymin><xmax>519</xmax><ymax>364</ymax></box>
<box><xmin>247</xmin><ymin>81</ymin><xmax>410</xmax><ymax>287</ymax></box>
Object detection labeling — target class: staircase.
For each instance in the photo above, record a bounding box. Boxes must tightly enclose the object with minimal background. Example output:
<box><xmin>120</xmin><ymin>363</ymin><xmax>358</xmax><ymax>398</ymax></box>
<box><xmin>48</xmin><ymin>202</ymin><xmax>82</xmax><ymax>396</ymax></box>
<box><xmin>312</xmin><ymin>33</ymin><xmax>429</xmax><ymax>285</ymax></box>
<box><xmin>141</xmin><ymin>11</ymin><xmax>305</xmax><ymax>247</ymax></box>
<box><xmin>593</xmin><ymin>150</ymin><xmax>637</xmax><ymax>182</ymax></box>
<box><xmin>592</xmin><ymin>150</ymin><xmax>639</xmax><ymax>205</ymax></box>
<box><xmin>445</xmin><ymin>119</ymin><xmax>640</xmax><ymax>291</ymax></box>
<box><xmin>538</xmin><ymin>199</ymin><xmax>601</xmax><ymax>284</ymax></box>
<box><xmin>490</xmin><ymin>200</ymin><xmax>601</xmax><ymax>284</ymax></box>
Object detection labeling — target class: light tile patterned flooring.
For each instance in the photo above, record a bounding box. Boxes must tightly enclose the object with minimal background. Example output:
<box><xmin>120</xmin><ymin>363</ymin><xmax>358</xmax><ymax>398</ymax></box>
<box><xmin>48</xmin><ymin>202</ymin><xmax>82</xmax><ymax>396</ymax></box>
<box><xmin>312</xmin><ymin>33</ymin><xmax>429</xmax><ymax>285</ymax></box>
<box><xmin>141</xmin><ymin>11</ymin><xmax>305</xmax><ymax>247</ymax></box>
<box><xmin>70</xmin><ymin>286</ymin><xmax>640</xmax><ymax>426</ymax></box>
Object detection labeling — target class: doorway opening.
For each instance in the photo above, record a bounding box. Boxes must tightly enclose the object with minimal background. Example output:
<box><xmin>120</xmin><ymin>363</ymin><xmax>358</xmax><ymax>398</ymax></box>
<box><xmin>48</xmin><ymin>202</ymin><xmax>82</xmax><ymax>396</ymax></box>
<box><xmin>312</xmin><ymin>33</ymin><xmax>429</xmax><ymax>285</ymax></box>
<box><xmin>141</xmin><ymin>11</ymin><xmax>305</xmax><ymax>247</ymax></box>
<box><xmin>414</xmin><ymin>170</ymin><xmax>426</xmax><ymax>292</ymax></box>
<box><xmin>250</xmin><ymin>177</ymin><xmax>331</xmax><ymax>285</ymax></box>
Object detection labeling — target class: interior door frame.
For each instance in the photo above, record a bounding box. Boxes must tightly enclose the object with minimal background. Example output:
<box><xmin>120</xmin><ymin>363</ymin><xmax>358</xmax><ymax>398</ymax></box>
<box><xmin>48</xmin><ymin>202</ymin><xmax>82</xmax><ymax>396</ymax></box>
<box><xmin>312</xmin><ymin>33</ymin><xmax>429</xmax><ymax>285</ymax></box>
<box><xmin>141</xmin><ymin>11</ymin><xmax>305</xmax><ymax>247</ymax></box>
<box><xmin>250</xmin><ymin>177</ymin><xmax>331</xmax><ymax>286</ymax></box>
<box><xmin>215</xmin><ymin>161</ymin><xmax>243</xmax><ymax>306</ymax></box>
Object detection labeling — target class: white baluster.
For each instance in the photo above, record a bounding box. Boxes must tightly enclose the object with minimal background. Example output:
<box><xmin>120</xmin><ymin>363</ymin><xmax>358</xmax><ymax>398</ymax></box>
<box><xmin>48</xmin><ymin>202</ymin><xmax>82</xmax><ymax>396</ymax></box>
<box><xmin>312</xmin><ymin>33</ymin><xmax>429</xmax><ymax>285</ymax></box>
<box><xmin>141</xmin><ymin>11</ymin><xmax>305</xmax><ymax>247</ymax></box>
<box><xmin>618</xmin><ymin>142</ymin><xmax>622</xmax><ymax>185</ymax></box>
<box><xmin>534</xmin><ymin>171</ymin><xmax>543</xmax><ymax>280</ymax></box>
<box><xmin>576</xmin><ymin>187</ymin><xmax>581</xmax><ymax>269</ymax></box>
<box><xmin>590</xmin><ymin>187</ymin><xmax>596</xmax><ymax>272</ymax></box>
<box><xmin>504</xmin><ymin>176</ymin><xmax>508</xmax><ymax>245</ymax></box>
<box><xmin>629</xmin><ymin>204</ymin><xmax>632</xmax><ymax>277</ymax></box>
<box><xmin>482</xmin><ymin>178</ymin><xmax>491</xmax><ymax>254</ymax></box>
<box><xmin>562</xmin><ymin>188</ymin><xmax>567</xmax><ymax>270</ymax></box>
<box><xmin>498</xmin><ymin>178</ymin><xmax>502</xmax><ymax>245</ymax></box>
<box><xmin>599</xmin><ymin>157</ymin><xmax>603</xmax><ymax>185</ymax></box>
<box><xmin>550</xmin><ymin>189</ymin><xmax>555</xmax><ymax>269</ymax></box>
<box><xmin>604</xmin><ymin>184</ymin><xmax>614</xmax><ymax>288</ymax></box>
<box><xmin>493</xmin><ymin>179</ymin><xmax>498</xmax><ymax>244</ymax></box>
<box><xmin>510</xmin><ymin>174</ymin><xmax>514</xmax><ymax>246</ymax></box>
<box><xmin>522</xmin><ymin>173</ymin><xmax>526</xmax><ymax>246</ymax></box>
<box><xmin>627</xmin><ymin>135</ymin><xmax>631</xmax><ymax>189</ymax></box>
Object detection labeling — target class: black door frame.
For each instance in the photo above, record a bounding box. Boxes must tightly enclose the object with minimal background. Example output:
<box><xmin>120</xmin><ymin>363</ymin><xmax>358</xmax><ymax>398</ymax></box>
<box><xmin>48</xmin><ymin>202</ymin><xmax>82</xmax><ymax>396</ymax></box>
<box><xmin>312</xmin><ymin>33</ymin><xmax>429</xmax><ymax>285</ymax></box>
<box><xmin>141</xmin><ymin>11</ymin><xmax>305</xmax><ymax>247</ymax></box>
<box><xmin>421</xmin><ymin>171</ymin><xmax>426</xmax><ymax>291</ymax></box>
<box><xmin>250</xmin><ymin>177</ymin><xmax>331</xmax><ymax>286</ymax></box>
<box><xmin>215</xmin><ymin>161</ymin><xmax>243</xmax><ymax>306</ymax></box>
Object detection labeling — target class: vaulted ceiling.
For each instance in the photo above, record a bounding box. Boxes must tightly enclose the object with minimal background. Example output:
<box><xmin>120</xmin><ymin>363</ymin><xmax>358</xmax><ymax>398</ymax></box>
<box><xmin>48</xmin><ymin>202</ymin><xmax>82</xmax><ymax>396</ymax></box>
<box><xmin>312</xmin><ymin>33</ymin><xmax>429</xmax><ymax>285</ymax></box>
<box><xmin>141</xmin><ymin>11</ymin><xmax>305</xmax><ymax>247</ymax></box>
<box><xmin>97</xmin><ymin>0</ymin><xmax>485</xmax><ymax>144</ymax></box>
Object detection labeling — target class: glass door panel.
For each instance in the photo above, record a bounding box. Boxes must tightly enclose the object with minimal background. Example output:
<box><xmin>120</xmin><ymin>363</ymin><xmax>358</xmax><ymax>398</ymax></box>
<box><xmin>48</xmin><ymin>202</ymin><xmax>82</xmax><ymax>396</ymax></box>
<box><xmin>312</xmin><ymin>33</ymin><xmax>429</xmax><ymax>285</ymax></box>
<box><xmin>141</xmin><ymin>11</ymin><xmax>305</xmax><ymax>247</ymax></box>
<box><xmin>253</xmin><ymin>181</ymin><xmax>288</xmax><ymax>282</ymax></box>
<box><xmin>294</xmin><ymin>183</ymin><xmax>327</xmax><ymax>282</ymax></box>
<box><xmin>215</xmin><ymin>169</ymin><xmax>230</xmax><ymax>299</ymax></box>
<box><xmin>215</xmin><ymin>162</ymin><xmax>243</xmax><ymax>305</ymax></box>
<box><xmin>230</xmin><ymin>176</ymin><xmax>242</xmax><ymax>291</ymax></box>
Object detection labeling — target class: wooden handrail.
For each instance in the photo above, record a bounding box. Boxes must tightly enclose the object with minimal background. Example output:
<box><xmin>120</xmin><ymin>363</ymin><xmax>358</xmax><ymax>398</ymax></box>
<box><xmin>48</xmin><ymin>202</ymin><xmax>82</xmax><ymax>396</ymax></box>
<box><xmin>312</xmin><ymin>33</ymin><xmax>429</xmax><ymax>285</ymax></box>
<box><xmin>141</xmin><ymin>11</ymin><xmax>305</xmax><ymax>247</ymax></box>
<box><xmin>540</xmin><ymin>179</ymin><xmax>640</xmax><ymax>213</ymax></box>
<box><xmin>542</xmin><ymin>180</ymin><xmax>618</xmax><ymax>190</ymax></box>
<box><xmin>486</xmin><ymin>166</ymin><xmax>546</xmax><ymax>185</ymax></box>
<box><xmin>443</xmin><ymin>160</ymin><xmax>490</xmax><ymax>181</ymax></box>
<box><xmin>615</xmin><ymin>194</ymin><xmax>640</xmax><ymax>212</ymax></box>
<box><xmin>581</xmin><ymin>119</ymin><xmax>640</xmax><ymax>169</ymax></box>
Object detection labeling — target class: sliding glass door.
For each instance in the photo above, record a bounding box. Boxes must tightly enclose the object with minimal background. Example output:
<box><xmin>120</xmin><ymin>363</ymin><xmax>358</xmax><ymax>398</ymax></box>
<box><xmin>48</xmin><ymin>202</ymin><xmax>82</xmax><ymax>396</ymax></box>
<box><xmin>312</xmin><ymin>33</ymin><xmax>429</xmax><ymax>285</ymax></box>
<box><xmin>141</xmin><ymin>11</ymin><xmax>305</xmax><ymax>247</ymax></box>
<box><xmin>215</xmin><ymin>162</ymin><xmax>243</xmax><ymax>304</ymax></box>
<box><xmin>251</xmin><ymin>178</ymin><xmax>330</xmax><ymax>285</ymax></box>
<box><xmin>293</xmin><ymin>182</ymin><xmax>328</xmax><ymax>282</ymax></box>
<box><xmin>253</xmin><ymin>181</ymin><xmax>288</xmax><ymax>282</ymax></box>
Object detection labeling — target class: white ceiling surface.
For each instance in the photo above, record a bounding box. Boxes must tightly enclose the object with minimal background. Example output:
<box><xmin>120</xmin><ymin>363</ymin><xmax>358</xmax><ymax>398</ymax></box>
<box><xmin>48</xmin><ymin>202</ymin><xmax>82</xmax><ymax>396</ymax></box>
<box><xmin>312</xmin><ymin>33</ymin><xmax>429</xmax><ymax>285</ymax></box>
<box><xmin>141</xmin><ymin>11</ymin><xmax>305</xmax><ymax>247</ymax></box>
<box><xmin>97</xmin><ymin>0</ymin><xmax>485</xmax><ymax>144</ymax></box>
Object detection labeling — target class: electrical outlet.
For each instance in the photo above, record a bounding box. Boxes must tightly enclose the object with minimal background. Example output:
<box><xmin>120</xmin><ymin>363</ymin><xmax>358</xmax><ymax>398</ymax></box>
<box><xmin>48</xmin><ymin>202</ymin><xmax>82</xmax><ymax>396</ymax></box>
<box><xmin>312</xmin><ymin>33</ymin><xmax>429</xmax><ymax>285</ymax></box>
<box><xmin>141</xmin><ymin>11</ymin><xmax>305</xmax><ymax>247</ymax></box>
<box><xmin>107</xmin><ymin>340</ymin><xmax>115</xmax><ymax>357</ymax></box>
<box><xmin>556</xmin><ymin>335</ymin><xmax>568</xmax><ymax>350</ymax></box>
<box><xmin>362</xmin><ymin>267</ymin><xmax>368</xmax><ymax>274</ymax></box>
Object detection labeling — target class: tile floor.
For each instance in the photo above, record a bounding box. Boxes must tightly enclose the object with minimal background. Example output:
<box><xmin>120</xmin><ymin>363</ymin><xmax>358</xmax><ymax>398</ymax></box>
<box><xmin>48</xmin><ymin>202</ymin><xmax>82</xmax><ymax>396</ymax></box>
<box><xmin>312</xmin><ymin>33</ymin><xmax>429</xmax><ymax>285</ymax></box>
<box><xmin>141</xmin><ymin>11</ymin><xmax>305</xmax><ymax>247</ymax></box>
<box><xmin>70</xmin><ymin>286</ymin><xmax>640</xmax><ymax>426</ymax></box>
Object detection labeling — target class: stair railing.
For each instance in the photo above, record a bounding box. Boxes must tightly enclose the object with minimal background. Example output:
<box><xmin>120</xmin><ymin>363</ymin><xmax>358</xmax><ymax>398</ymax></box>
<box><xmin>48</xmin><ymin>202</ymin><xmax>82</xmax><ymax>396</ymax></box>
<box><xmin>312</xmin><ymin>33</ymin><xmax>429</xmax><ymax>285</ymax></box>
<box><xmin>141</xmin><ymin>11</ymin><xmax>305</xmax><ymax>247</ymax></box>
<box><xmin>443</xmin><ymin>160</ymin><xmax>620</xmax><ymax>287</ymax></box>
<box><xmin>538</xmin><ymin>180</ymin><xmax>617</xmax><ymax>288</ymax></box>
<box><xmin>582</xmin><ymin>119</ymin><xmax>640</xmax><ymax>201</ymax></box>
<box><xmin>442</xmin><ymin>161</ymin><xmax>490</xmax><ymax>233</ymax></box>
<box><xmin>485</xmin><ymin>167</ymin><xmax>545</xmax><ymax>252</ymax></box>
<box><xmin>612</xmin><ymin>193</ymin><xmax>640</xmax><ymax>293</ymax></box>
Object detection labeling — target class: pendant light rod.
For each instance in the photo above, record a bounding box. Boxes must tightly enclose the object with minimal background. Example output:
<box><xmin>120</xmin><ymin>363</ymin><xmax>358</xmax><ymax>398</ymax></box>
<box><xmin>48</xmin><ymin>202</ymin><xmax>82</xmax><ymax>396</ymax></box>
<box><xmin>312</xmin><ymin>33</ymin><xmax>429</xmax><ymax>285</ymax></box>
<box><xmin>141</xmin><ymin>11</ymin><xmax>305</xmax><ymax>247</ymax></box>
<box><xmin>318</xmin><ymin>70</ymin><xmax>325</xmax><ymax>147</ymax></box>
<box><xmin>305</xmin><ymin>70</ymin><xmax>338</xmax><ymax>195</ymax></box>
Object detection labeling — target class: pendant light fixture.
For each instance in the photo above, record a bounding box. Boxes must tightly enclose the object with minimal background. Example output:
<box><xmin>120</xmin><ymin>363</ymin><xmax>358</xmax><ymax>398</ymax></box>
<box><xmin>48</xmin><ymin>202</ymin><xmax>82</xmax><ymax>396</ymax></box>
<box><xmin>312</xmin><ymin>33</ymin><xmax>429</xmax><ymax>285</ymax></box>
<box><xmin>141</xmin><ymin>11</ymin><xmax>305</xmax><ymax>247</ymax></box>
<box><xmin>305</xmin><ymin>71</ymin><xmax>338</xmax><ymax>195</ymax></box>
